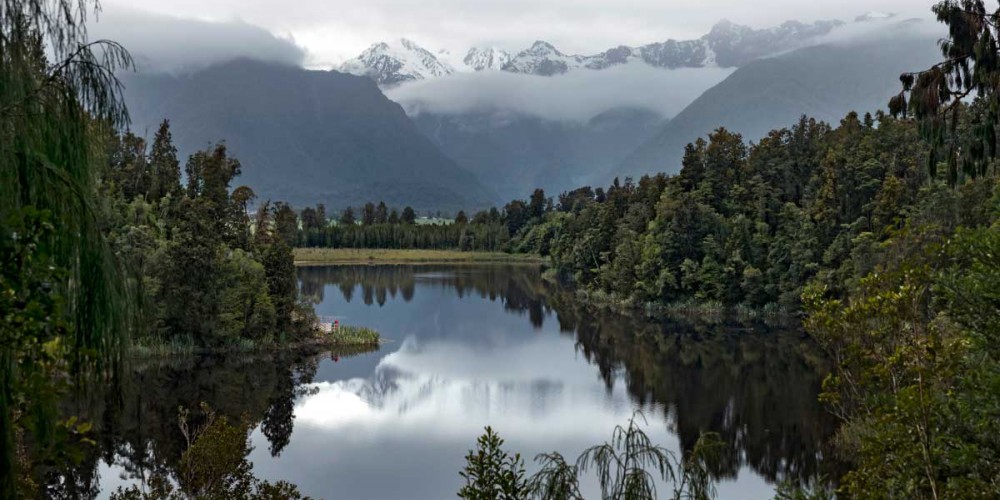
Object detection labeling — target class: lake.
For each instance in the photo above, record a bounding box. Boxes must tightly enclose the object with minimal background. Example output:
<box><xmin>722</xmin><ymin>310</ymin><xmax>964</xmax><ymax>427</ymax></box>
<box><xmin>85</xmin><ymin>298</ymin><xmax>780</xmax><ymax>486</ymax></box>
<box><xmin>78</xmin><ymin>264</ymin><xmax>836</xmax><ymax>499</ymax></box>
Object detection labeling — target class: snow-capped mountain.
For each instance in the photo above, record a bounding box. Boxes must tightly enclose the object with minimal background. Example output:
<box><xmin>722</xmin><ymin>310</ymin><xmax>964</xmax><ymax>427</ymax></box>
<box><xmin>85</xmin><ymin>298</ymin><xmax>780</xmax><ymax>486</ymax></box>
<box><xmin>500</xmin><ymin>41</ymin><xmax>586</xmax><ymax>75</ymax></box>
<box><xmin>500</xmin><ymin>19</ymin><xmax>843</xmax><ymax>75</ymax></box>
<box><xmin>342</xmin><ymin>17</ymin><xmax>846</xmax><ymax>84</ymax></box>
<box><xmin>463</xmin><ymin>47</ymin><xmax>513</xmax><ymax>71</ymax></box>
<box><xmin>339</xmin><ymin>38</ymin><xmax>454</xmax><ymax>86</ymax></box>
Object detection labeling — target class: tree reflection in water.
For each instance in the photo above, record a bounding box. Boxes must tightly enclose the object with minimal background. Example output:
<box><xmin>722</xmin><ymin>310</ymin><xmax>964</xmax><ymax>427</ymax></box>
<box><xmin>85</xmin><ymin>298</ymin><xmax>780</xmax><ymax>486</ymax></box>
<box><xmin>300</xmin><ymin>265</ymin><xmax>839</xmax><ymax>484</ymax></box>
<box><xmin>46</xmin><ymin>347</ymin><xmax>371</xmax><ymax>498</ymax></box>
<box><xmin>55</xmin><ymin>265</ymin><xmax>837</xmax><ymax>497</ymax></box>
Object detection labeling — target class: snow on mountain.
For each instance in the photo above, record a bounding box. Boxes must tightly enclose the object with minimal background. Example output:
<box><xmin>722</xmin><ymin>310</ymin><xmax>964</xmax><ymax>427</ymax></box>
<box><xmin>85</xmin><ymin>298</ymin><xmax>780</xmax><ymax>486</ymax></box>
<box><xmin>463</xmin><ymin>47</ymin><xmax>513</xmax><ymax>71</ymax></box>
<box><xmin>500</xmin><ymin>41</ymin><xmax>588</xmax><ymax>76</ymax></box>
<box><xmin>343</xmin><ymin>17</ymin><xmax>849</xmax><ymax>84</ymax></box>
<box><xmin>498</xmin><ymin>19</ymin><xmax>843</xmax><ymax>76</ymax></box>
<box><xmin>339</xmin><ymin>38</ymin><xmax>454</xmax><ymax>86</ymax></box>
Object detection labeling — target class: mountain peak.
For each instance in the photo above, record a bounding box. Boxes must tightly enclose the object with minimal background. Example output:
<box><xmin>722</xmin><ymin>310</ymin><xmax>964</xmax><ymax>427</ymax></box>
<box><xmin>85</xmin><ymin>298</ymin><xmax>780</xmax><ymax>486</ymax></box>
<box><xmin>527</xmin><ymin>40</ymin><xmax>562</xmax><ymax>55</ymax></box>
<box><xmin>346</xmin><ymin>16</ymin><xmax>846</xmax><ymax>81</ymax></box>
<box><xmin>340</xmin><ymin>38</ymin><xmax>454</xmax><ymax>86</ymax></box>
<box><xmin>464</xmin><ymin>46</ymin><xmax>513</xmax><ymax>71</ymax></box>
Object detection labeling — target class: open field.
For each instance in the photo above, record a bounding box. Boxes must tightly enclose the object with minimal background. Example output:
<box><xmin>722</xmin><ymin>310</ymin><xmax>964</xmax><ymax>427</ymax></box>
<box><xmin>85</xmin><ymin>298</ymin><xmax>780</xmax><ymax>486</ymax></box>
<box><xmin>294</xmin><ymin>248</ymin><xmax>544</xmax><ymax>265</ymax></box>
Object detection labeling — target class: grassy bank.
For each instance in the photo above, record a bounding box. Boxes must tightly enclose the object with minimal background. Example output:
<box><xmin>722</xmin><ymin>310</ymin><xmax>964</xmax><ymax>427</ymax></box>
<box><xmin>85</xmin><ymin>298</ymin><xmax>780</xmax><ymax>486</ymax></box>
<box><xmin>129</xmin><ymin>325</ymin><xmax>382</xmax><ymax>357</ymax></box>
<box><xmin>294</xmin><ymin>248</ymin><xmax>543</xmax><ymax>265</ymax></box>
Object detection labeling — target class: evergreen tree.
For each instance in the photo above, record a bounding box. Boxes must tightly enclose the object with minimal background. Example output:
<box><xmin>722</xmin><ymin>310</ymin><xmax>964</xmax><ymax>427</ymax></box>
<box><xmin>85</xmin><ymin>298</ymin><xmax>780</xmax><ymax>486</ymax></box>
<box><xmin>148</xmin><ymin>120</ymin><xmax>181</xmax><ymax>200</ymax></box>
<box><xmin>892</xmin><ymin>0</ymin><xmax>1000</xmax><ymax>185</ymax></box>
<box><xmin>362</xmin><ymin>202</ymin><xmax>376</xmax><ymax>226</ymax></box>
<box><xmin>375</xmin><ymin>201</ymin><xmax>389</xmax><ymax>224</ymax></box>
<box><xmin>339</xmin><ymin>207</ymin><xmax>356</xmax><ymax>226</ymax></box>
<box><xmin>273</xmin><ymin>202</ymin><xmax>298</xmax><ymax>246</ymax></box>
<box><xmin>529</xmin><ymin>188</ymin><xmax>547</xmax><ymax>219</ymax></box>
<box><xmin>401</xmin><ymin>206</ymin><xmax>417</xmax><ymax>225</ymax></box>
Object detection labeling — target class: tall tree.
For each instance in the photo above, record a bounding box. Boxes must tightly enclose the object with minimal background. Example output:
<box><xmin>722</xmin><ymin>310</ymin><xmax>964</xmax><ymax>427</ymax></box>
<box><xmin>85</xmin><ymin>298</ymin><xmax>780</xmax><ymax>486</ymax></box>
<box><xmin>362</xmin><ymin>202</ymin><xmax>376</xmax><ymax>226</ymax></box>
<box><xmin>273</xmin><ymin>202</ymin><xmax>298</xmax><ymax>246</ymax></box>
<box><xmin>893</xmin><ymin>0</ymin><xmax>1000</xmax><ymax>185</ymax></box>
<box><xmin>148</xmin><ymin>119</ymin><xmax>181</xmax><ymax>200</ymax></box>
<box><xmin>339</xmin><ymin>206</ymin><xmax>356</xmax><ymax>226</ymax></box>
<box><xmin>401</xmin><ymin>206</ymin><xmax>417</xmax><ymax>225</ymax></box>
<box><xmin>375</xmin><ymin>201</ymin><xmax>388</xmax><ymax>224</ymax></box>
<box><xmin>529</xmin><ymin>188</ymin><xmax>547</xmax><ymax>219</ymax></box>
<box><xmin>0</xmin><ymin>1</ymin><xmax>135</xmax><ymax>493</ymax></box>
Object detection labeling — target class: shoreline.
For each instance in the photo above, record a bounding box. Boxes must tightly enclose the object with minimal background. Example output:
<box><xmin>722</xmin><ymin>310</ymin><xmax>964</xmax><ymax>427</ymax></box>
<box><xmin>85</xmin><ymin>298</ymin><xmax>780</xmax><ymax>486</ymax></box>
<box><xmin>128</xmin><ymin>325</ymin><xmax>382</xmax><ymax>357</ymax></box>
<box><xmin>294</xmin><ymin>248</ymin><xmax>544</xmax><ymax>266</ymax></box>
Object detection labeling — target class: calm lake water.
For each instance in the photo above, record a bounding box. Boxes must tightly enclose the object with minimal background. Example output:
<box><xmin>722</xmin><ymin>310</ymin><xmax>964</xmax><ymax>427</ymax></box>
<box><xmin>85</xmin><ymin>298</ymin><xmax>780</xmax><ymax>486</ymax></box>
<box><xmin>81</xmin><ymin>264</ymin><xmax>837</xmax><ymax>499</ymax></box>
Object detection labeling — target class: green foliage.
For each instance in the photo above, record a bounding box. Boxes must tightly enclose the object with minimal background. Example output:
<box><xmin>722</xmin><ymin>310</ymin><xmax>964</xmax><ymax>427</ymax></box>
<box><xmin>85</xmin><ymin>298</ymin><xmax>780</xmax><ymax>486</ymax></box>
<box><xmin>458</xmin><ymin>426</ymin><xmax>527</xmax><ymax>500</ymax></box>
<box><xmin>1</xmin><ymin>0</ymin><xmax>137</xmax><ymax>494</ymax></box>
<box><xmin>892</xmin><ymin>1</ymin><xmax>1000</xmax><ymax>186</ymax></box>
<box><xmin>218</xmin><ymin>249</ymin><xmax>276</xmax><ymax>342</ymax></box>
<box><xmin>299</xmin><ymin>202</ymin><xmax>512</xmax><ymax>252</ymax></box>
<box><xmin>326</xmin><ymin>325</ymin><xmax>380</xmax><ymax>345</ymax></box>
<box><xmin>491</xmin><ymin>114</ymin><xmax>929</xmax><ymax>312</ymax></box>
<box><xmin>110</xmin><ymin>403</ymin><xmax>311</xmax><ymax>499</ymax></box>
<box><xmin>466</xmin><ymin>414</ymin><xmax>723</xmax><ymax>500</ymax></box>
<box><xmin>100</xmin><ymin>126</ymin><xmax>311</xmax><ymax>348</ymax></box>
<box><xmin>803</xmin><ymin>188</ymin><xmax>1000</xmax><ymax>497</ymax></box>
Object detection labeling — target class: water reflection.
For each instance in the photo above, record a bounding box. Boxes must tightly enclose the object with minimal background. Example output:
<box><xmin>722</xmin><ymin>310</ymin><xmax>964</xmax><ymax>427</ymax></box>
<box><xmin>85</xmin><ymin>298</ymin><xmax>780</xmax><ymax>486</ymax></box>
<box><xmin>68</xmin><ymin>264</ymin><xmax>834</xmax><ymax>499</ymax></box>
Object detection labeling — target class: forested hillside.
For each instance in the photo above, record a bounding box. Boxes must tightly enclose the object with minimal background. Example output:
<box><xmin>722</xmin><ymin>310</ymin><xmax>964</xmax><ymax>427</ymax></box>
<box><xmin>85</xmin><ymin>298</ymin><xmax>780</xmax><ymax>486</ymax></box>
<box><xmin>122</xmin><ymin>59</ymin><xmax>498</xmax><ymax>212</ymax></box>
<box><xmin>617</xmin><ymin>21</ymin><xmax>941</xmax><ymax>179</ymax></box>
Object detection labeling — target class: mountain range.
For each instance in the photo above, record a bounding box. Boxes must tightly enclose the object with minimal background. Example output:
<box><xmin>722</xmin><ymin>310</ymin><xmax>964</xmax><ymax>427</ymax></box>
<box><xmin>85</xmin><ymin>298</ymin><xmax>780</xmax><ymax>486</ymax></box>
<box><xmin>118</xmin><ymin>13</ymin><xmax>943</xmax><ymax>212</ymax></box>
<box><xmin>340</xmin><ymin>18</ymin><xmax>844</xmax><ymax>85</ymax></box>
<box><xmin>616</xmin><ymin>20</ymin><xmax>942</xmax><ymax>179</ymax></box>
<box><xmin>121</xmin><ymin>59</ymin><xmax>498</xmax><ymax>212</ymax></box>
<box><xmin>411</xmin><ymin>108</ymin><xmax>663</xmax><ymax>199</ymax></box>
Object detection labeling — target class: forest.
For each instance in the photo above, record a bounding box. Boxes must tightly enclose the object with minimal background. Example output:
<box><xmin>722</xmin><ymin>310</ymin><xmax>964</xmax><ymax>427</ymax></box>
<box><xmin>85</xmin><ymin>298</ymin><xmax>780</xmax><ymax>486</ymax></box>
<box><xmin>103</xmin><ymin>123</ymin><xmax>318</xmax><ymax>349</ymax></box>
<box><xmin>3</xmin><ymin>0</ymin><xmax>1000</xmax><ymax>497</ymax></box>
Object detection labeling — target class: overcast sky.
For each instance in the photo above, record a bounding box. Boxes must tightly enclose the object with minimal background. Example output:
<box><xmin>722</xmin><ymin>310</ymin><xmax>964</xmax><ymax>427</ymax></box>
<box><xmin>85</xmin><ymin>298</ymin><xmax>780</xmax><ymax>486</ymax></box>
<box><xmin>99</xmin><ymin>0</ymin><xmax>932</xmax><ymax>68</ymax></box>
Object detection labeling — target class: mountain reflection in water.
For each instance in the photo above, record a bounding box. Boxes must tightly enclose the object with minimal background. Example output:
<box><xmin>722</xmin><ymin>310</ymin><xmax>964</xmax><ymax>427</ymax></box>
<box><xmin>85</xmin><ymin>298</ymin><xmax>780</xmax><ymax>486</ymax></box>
<box><xmin>58</xmin><ymin>264</ymin><xmax>836</xmax><ymax>499</ymax></box>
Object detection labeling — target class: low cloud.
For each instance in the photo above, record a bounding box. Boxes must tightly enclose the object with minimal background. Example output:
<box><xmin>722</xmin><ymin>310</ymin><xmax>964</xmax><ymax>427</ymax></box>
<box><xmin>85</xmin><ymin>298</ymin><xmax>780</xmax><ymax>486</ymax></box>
<box><xmin>808</xmin><ymin>15</ymin><xmax>943</xmax><ymax>48</ymax></box>
<box><xmin>385</xmin><ymin>63</ymin><xmax>735</xmax><ymax>122</ymax></box>
<box><xmin>90</xmin><ymin>7</ymin><xmax>307</xmax><ymax>74</ymax></box>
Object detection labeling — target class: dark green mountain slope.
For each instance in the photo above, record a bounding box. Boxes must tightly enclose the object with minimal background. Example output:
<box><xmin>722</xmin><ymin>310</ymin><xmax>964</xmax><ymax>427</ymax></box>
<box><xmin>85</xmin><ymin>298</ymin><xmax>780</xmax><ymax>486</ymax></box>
<box><xmin>123</xmin><ymin>59</ymin><xmax>498</xmax><ymax>212</ymax></box>
<box><xmin>616</xmin><ymin>25</ymin><xmax>941</xmax><ymax>180</ymax></box>
<box><xmin>411</xmin><ymin>107</ymin><xmax>663</xmax><ymax>201</ymax></box>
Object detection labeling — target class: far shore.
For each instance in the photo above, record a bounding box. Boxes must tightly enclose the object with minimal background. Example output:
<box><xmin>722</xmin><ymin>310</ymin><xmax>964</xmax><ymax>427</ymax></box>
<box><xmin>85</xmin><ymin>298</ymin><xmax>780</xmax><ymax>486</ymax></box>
<box><xmin>293</xmin><ymin>248</ymin><xmax>545</xmax><ymax>266</ymax></box>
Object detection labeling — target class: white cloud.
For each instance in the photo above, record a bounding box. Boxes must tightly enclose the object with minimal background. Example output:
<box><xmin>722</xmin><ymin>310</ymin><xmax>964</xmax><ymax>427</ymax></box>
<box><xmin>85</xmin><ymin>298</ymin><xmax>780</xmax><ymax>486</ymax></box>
<box><xmin>103</xmin><ymin>0</ymin><xmax>934</xmax><ymax>68</ymax></box>
<box><xmin>808</xmin><ymin>15</ymin><xmax>946</xmax><ymax>47</ymax></box>
<box><xmin>90</xmin><ymin>7</ymin><xmax>306</xmax><ymax>73</ymax></box>
<box><xmin>385</xmin><ymin>63</ymin><xmax>734</xmax><ymax>122</ymax></box>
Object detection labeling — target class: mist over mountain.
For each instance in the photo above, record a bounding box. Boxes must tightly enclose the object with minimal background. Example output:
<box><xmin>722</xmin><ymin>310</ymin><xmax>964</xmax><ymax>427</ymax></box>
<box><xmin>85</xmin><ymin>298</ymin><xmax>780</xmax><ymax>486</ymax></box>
<box><xmin>411</xmin><ymin>108</ymin><xmax>663</xmax><ymax>200</ymax></box>
<box><xmin>340</xmin><ymin>18</ymin><xmax>841</xmax><ymax>85</ymax></box>
<box><xmin>106</xmin><ymin>10</ymin><xmax>944</xmax><ymax>212</ymax></box>
<box><xmin>387</xmin><ymin>64</ymin><xmax>733</xmax><ymax>122</ymax></box>
<box><xmin>122</xmin><ymin>59</ymin><xmax>498</xmax><ymax>212</ymax></box>
<box><xmin>615</xmin><ymin>19</ymin><xmax>943</xmax><ymax>180</ymax></box>
<box><xmin>91</xmin><ymin>7</ymin><xmax>306</xmax><ymax>73</ymax></box>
